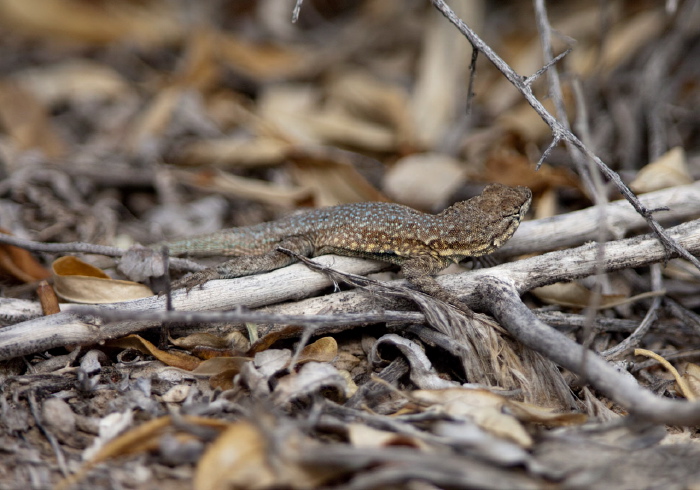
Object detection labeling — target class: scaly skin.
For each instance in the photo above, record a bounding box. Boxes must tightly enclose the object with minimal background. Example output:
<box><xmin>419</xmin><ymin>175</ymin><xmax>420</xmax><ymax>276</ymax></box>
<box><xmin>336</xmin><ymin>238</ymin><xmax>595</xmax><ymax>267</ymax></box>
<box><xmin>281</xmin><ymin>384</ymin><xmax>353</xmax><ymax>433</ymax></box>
<box><xmin>159</xmin><ymin>183</ymin><xmax>532</xmax><ymax>311</ymax></box>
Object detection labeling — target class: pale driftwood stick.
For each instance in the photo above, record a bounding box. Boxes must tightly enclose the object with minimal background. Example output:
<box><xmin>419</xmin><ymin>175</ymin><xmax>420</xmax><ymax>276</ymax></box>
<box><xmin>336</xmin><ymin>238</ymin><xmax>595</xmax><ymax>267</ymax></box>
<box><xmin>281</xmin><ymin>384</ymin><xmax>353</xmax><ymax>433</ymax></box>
<box><xmin>479</xmin><ymin>276</ymin><xmax>700</xmax><ymax>426</ymax></box>
<box><xmin>0</xmin><ymin>256</ymin><xmax>387</xmax><ymax>360</ymax></box>
<box><xmin>0</xmin><ymin>296</ymin><xmax>653</xmax><ymax>336</ymax></box>
<box><xmin>429</xmin><ymin>0</ymin><xmax>700</xmax><ymax>271</ymax></box>
<box><xmin>1</xmin><ymin>219</ymin><xmax>698</xmax><ymax>361</ymax></box>
<box><xmin>499</xmin><ymin>182</ymin><xmax>700</xmax><ymax>256</ymax></box>
<box><xmin>0</xmin><ymin>298</ymin><xmax>43</xmax><ymax>324</ymax></box>
<box><xmin>443</xmin><ymin>219</ymin><xmax>700</xmax><ymax>295</ymax></box>
<box><xmin>68</xmin><ymin>308</ymin><xmax>424</xmax><ymax>330</ymax></box>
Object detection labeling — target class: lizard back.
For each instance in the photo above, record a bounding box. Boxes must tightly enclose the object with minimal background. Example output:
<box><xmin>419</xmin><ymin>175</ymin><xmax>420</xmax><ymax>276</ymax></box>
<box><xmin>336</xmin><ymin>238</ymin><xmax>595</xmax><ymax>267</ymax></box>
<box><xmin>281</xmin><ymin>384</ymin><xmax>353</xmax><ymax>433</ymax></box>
<box><xmin>161</xmin><ymin>203</ymin><xmax>431</xmax><ymax>258</ymax></box>
<box><xmin>161</xmin><ymin>183</ymin><xmax>531</xmax><ymax>263</ymax></box>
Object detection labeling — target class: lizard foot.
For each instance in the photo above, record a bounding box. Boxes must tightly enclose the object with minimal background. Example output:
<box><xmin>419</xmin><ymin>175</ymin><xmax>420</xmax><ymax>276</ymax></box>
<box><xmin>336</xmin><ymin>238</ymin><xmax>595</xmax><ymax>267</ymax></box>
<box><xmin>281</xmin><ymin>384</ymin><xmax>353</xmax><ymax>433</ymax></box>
<box><xmin>170</xmin><ymin>269</ymin><xmax>220</xmax><ymax>292</ymax></box>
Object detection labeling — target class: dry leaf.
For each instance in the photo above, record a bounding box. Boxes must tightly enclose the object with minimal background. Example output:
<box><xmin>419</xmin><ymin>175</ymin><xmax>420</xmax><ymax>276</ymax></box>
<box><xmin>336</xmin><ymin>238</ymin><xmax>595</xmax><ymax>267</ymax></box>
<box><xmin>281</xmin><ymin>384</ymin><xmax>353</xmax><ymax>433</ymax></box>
<box><xmin>128</xmin><ymin>87</ymin><xmax>186</xmax><ymax>152</ymax></box>
<box><xmin>411</xmin><ymin>388</ymin><xmax>585</xmax><ymax>447</ymax></box>
<box><xmin>61</xmin><ymin>415</ymin><xmax>229</xmax><ymax>490</ymax></box>
<box><xmin>410</xmin><ymin>2</ymin><xmax>473</xmax><ymax>147</ymax></box>
<box><xmin>470</xmin><ymin>406</ymin><xmax>533</xmax><ymax>447</ymax></box>
<box><xmin>170</xmin><ymin>333</ymin><xmax>230</xmax><ymax>351</ymax></box>
<box><xmin>208</xmin><ymin>370</ymin><xmax>239</xmax><ymax>391</ymax></box>
<box><xmin>195</xmin><ymin>420</ymin><xmax>333</xmax><ymax>490</ymax></box>
<box><xmin>191</xmin><ymin>357</ymin><xmax>250</xmax><ymax>376</ymax></box>
<box><xmin>13</xmin><ymin>60</ymin><xmax>130</xmax><ymax>105</ymax></box>
<box><xmin>174</xmin><ymin>168</ymin><xmax>311</xmax><ymax>208</ymax></box>
<box><xmin>630</xmin><ymin>147</ymin><xmax>692</xmax><ymax>193</ymax></box>
<box><xmin>532</xmin><ymin>282</ymin><xmax>627</xmax><ymax>309</ymax></box>
<box><xmin>272</xmin><ymin>362</ymin><xmax>348</xmax><ymax>407</ymax></box>
<box><xmin>176</xmin><ymin>137</ymin><xmax>291</xmax><ymax>168</ymax></box>
<box><xmin>0</xmin><ymin>0</ymin><xmax>183</xmax><ymax>46</ymax></box>
<box><xmin>532</xmin><ymin>282</ymin><xmax>662</xmax><ymax>309</ymax></box>
<box><xmin>296</xmin><ymin>337</ymin><xmax>338</xmax><ymax>365</ymax></box>
<box><xmin>172</xmin><ymin>29</ymin><xmax>220</xmax><ymax>91</ymax></box>
<box><xmin>412</xmin><ymin>388</ymin><xmax>533</xmax><ymax>447</ymax></box>
<box><xmin>570</xmin><ymin>9</ymin><xmax>665</xmax><ymax>74</ymax></box>
<box><xmin>533</xmin><ymin>187</ymin><xmax>558</xmax><ymax>220</ymax></box>
<box><xmin>204</xmin><ymin>91</ymin><xmax>259</xmax><ymax>130</ymax></box>
<box><xmin>0</xmin><ymin>81</ymin><xmax>67</xmax><ymax>157</ymax></box>
<box><xmin>171</xmin><ymin>332</ymin><xmax>244</xmax><ymax>352</ymax></box>
<box><xmin>288</xmin><ymin>147</ymin><xmax>388</xmax><ymax>207</ymax></box>
<box><xmin>257</xmin><ymin>84</ymin><xmax>322</xmax><ymax>145</ymax></box>
<box><xmin>337</xmin><ymin>369</ymin><xmax>358</xmax><ymax>398</ymax></box>
<box><xmin>0</xmin><ymin>229</ymin><xmax>51</xmax><ymax>283</ymax></box>
<box><xmin>383</xmin><ymin>153</ymin><xmax>466</xmax><ymax>210</ymax></box>
<box><xmin>258</xmin><ymin>84</ymin><xmax>398</xmax><ymax>152</ymax></box>
<box><xmin>192</xmin><ymin>357</ymin><xmax>251</xmax><ymax>390</ymax></box>
<box><xmin>161</xmin><ymin>384</ymin><xmax>191</xmax><ymax>403</ymax></box>
<box><xmin>248</xmin><ymin>325</ymin><xmax>305</xmax><ymax>355</ymax></box>
<box><xmin>681</xmin><ymin>363</ymin><xmax>700</xmax><ymax>400</ymax></box>
<box><xmin>217</xmin><ymin>32</ymin><xmax>309</xmax><ymax>81</ymax></box>
<box><xmin>328</xmin><ymin>69</ymin><xmax>414</xmax><ymax>148</ymax></box>
<box><xmin>662</xmin><ymin>259</ymin><xmax>700</xmax><ymax>282</ymax></box>
<box><xmin>499</xmin><ymin>103</ymin><xmax>551</xmax><ymax>143</ymax></box>
<box><xmin>195</xmin><ymin>421</ymin><xmax>274</xmax><ymax>490</ymax></box>
<box><xmin>52</xmin><ymin>256</ymin><xmax>152</xmax><ymax>303</ymax></box>
<box><xmin>106</xmin><ymin>334</ymin><xmax>202</xmax><ymax>371</ymax></box>
<box><xmin>482</xmin><ymin>136</ymin><xmax>580</xmax><ymax>193</ymax></box>
<box><xmin>254</xmin><ymin>349</ymin><xmax>293</xmax><ymax>378</ymax></box>
<box><xmin>347</xmin><ymin>423</ymin><xmax>432</xmax><ymax>451</ymax></box>
<box><xmin>306</xmin><ymin>109</ymin><xmax>397</xmax><ymax>152</ymax></box>
<box><xmin>507</xmin><ymin>401</ymin><xmax>588</xmax><ymax>426</ymax></box>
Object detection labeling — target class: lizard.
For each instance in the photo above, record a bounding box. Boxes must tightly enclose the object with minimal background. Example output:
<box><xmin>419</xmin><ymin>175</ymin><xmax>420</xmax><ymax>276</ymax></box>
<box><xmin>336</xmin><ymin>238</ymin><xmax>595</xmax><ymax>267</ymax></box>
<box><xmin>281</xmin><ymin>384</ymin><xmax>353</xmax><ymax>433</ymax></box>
<box><xmin>158</xmin><ymin>183</ymin><xmax>532</xmax><ymax>312</ymax></box>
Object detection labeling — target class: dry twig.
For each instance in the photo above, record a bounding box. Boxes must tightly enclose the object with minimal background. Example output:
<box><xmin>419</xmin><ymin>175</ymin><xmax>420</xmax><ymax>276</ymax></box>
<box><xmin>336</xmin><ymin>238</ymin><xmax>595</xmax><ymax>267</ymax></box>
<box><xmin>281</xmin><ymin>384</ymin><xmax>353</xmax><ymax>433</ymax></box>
<box><xmin>430</xmin><ymin>0</ymin><xmax>700</xmax><ymax>271</ymax></box>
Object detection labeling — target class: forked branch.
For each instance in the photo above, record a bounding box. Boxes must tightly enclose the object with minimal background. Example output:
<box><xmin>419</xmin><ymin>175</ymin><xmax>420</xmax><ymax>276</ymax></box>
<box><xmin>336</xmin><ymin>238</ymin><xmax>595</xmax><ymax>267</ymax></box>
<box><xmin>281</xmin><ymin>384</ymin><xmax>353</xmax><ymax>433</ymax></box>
<box><xmin>429</xmin><ymin>0</ymin><xmax>700</xmax><ymax>270</ymax></box>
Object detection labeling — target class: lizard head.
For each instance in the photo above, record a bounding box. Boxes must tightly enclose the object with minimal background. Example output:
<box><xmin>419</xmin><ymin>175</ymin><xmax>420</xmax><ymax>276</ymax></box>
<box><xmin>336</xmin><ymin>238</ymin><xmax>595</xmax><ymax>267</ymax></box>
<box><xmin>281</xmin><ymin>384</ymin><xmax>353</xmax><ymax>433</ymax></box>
<box><xmin>435</xmin><ymin>183</ymin><xmax>532</xmax><ymax>259</ymax></box>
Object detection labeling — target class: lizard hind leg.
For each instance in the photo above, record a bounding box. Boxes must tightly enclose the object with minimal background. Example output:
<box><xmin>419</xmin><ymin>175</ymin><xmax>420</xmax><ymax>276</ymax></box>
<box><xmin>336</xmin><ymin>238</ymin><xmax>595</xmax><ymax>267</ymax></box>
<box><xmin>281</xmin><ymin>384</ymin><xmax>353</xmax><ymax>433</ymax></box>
<box><xmin>171</xmin><ymin>236</ymin><xmax>315</xmax><ymax>291</ymax></box>
<box><xmin>400</xmin><ymin>255</ymin><xmax>474</xmax><ymax>317</ymax></box>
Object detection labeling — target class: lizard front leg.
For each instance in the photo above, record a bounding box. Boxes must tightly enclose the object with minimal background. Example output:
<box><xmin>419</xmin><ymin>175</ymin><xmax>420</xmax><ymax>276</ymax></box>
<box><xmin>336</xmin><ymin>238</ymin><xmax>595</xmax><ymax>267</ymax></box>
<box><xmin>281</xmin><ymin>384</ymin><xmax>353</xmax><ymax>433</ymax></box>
<box><xmin>400</xmin><ymin>255</ymin><xmax>474</xmax><ymax>316</ymax></box>
<box><xmin>171</xmin><ymin>236</ymin><xmax>315</xmax><ymax>291</ymax></box>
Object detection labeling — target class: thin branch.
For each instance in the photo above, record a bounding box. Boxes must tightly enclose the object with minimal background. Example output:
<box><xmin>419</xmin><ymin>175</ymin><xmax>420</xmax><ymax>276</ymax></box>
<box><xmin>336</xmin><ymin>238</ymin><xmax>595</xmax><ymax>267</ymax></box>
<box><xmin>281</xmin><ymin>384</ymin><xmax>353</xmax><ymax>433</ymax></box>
<box><xmin>429</xmin><ymin>0</ymin><xmax>700</xmax><ymax>271</ymax></box>
<box><xmin>465</xmin><ymin>47</ymin><xmax>479</xmax><ymax>114</ymax></box>
<box><xmin>600</xmin><ymin>264</ymin><xmax>663</xmax><ymax>360</ymax></box>
<box><xmin>291</xmin><ymin>0</ymin><xmax>304</xmax><ymax>23</ymax></box>
<box><xmin>523</xmin><ymin>47</ymin><xmax>572</xmax><ymax>87</ymax></box>
<box><xmin>69</xmin><ymin>307</ymin><xmax>423</xmax><ymax>328</ymax></box>
<box><xmin>536</xmin><ymin>135</ymin><xmax>561</xmax><ymax>169</ymax></box>
<box><xmin>479</xmin><ymin>276</ymin><xmax>700</xmax><ymax>426</ymax></box>
<box><xmin>0</xmin><ymin>233</ymin><xmax>203</xmax><ymax>272</ymax></box>
<box><xmin>0</xmin><ymin>234</ymin><xmax>125</xmax><ymax>256</ymax></box>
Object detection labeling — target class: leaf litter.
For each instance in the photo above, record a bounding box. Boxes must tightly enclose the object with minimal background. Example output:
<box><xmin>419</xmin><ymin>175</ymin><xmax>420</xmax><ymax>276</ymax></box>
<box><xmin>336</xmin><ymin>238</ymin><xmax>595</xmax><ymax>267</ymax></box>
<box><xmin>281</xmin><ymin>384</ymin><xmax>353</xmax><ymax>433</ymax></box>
<box><xmin>0</xmin><ymin>1</ymin><xmax>699</xmax><ymax>489</ymax></box>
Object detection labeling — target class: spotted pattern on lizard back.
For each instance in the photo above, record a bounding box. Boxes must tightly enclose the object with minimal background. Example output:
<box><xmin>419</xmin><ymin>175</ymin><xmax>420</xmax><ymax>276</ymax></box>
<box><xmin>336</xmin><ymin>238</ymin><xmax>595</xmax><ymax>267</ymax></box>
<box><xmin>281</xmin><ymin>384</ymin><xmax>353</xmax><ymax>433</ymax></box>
<box><xmin>160</xmin><ymin>183</ymin><xmax>532</xmax><ymax>311</ymax></box>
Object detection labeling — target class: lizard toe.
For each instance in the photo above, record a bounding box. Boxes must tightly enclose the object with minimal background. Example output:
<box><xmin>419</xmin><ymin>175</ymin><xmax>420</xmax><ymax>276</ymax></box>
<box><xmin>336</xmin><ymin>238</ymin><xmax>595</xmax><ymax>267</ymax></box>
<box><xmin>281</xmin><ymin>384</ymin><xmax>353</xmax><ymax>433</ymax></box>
<box><xmin>172</xmin><ymin>269</ymin><xmax>220</xmax><ymax>292</ymax></box>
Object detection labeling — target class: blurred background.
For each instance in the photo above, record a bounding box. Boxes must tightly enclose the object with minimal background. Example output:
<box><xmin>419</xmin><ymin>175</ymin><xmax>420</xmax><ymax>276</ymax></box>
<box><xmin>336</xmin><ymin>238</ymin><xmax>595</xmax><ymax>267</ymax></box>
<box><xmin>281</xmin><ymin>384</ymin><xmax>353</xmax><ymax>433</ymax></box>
<box><xmin>0</xmin><ymin>0</ymin><xmax>698</xmax><ymax>248</ymax></box>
